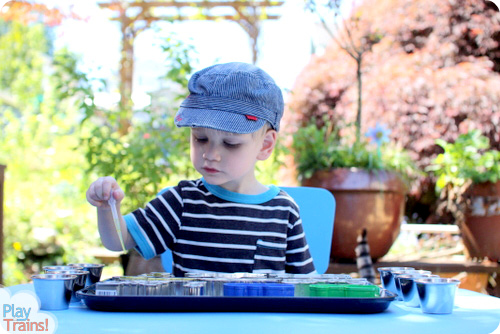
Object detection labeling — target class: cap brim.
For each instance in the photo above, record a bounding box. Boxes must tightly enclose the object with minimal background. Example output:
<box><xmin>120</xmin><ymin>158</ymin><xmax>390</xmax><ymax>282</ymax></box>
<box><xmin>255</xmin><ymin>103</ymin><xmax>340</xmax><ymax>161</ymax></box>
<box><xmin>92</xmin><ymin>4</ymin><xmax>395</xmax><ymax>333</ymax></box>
<box><xmin>175</xmin><ymin>107</ymin><xmax>266</xmax><ymax>134</ymax></box>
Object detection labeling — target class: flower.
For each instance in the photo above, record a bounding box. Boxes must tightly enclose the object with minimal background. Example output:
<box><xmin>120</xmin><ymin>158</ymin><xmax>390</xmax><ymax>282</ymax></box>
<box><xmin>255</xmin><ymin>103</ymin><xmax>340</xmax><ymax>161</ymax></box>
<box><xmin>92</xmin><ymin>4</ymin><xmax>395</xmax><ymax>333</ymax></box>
<box><xmin>365</xmin><ymin>123</ymin><xmax>391</xmax><ymax>146</ymax></box>
<box><xmin>290</xmin><ymin>117</ymin><xmax>420</xmax><ymax>182</ymax></box>
<box><xmin>13</xmin><ymin>242</ymin><xmax>22</xmax><ymax>251</ymax></box>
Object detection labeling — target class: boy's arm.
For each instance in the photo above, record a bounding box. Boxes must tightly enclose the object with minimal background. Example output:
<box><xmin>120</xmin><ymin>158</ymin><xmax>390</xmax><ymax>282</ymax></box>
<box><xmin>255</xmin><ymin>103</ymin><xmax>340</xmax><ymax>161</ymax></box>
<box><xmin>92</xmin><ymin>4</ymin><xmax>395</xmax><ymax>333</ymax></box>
<box><xmin>86</xmin><ymin>176</ymin><xmax>137</xmax><ymax>252</ymax></box>
<box><xmin>97</xmin><ymin>206</ymin><xmax>136</xmax><ymax>251</ymax></box>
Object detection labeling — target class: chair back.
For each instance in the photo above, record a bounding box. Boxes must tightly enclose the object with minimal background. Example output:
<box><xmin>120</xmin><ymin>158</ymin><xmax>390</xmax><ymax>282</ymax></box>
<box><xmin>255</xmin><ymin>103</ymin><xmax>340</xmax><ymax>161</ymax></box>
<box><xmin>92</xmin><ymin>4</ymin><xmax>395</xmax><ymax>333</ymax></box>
<box><xmin>160</xmin><ymin>186</ymin><xmax>336</xmax><ymax>274</ymax></box>
<box><xmin>281</xmin><ymin>186</ymin><xmax>335</xmax><ymax>274</ymax></box>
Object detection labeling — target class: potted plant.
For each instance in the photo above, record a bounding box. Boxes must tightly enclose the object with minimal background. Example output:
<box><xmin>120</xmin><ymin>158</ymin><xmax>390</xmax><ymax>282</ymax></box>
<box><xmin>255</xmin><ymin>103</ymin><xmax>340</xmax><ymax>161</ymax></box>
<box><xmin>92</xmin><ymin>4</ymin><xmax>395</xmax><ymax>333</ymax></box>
<box><xmin>427</xmin><ymin>130</ymin><xmax>500</xmax><ymax>261</ymax></box>
<box><xmin>286</xmin><ymin>0</ymin><xmax>424</xmax><ymax>262</ymax></box>
<box><xmin>291</xmin><ymin>117</ymin><xmax>420</xmax><ymax>261</ymax></box>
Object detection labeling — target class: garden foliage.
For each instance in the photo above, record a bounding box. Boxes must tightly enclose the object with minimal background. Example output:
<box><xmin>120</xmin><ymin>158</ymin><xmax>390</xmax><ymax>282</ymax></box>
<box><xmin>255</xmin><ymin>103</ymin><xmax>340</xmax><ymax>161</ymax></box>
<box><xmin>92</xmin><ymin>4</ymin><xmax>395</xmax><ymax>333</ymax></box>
<box><xmin>285</xmin><ymin>0</ymin><xmax>500</xmax><ymax>222</ymax></box>
<box><xmin>0</xmin><ymin>18</ymin><xmax>100</xmax><ymax>285</ymax></box>
<box><xmin>0</xmin><ymin>3</ymin><xmax>284</xmax><ymax>285</ymax></box>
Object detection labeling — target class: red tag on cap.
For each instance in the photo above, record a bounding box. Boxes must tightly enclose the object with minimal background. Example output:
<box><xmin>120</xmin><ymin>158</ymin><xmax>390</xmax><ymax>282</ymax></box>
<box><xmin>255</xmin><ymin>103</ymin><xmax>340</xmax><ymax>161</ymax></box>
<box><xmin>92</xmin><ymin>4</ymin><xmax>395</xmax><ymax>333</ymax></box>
<box><xmin>245</xmin><ymin>115</ymin><xmax>258</xmax><ymax>121</ymax></box>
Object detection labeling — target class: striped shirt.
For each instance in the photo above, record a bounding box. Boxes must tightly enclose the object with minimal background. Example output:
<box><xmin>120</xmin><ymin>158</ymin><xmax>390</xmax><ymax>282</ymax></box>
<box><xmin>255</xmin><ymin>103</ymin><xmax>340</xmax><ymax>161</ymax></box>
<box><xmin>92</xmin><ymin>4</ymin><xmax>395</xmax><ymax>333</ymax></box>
<box><xmin>124</xmin><ymin>178</ymin><xmax>316</xmax><ymax>277</ymax></box>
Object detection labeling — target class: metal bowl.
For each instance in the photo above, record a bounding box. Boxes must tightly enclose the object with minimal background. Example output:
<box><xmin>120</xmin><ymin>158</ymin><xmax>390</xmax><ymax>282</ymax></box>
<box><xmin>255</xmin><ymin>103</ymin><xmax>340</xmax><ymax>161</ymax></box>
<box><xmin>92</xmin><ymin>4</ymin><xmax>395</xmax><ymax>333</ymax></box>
<box><xmin>392</xmin><ymin>270</ymin><xmax>432</xmax><ymax>299</ymax></box>
<box><xmin>45</xmin><ymin>270</ymin><xmax>89</xmax><ymax>302</ymax></box>
<box><xmin>415</xmin><ymin>278</ymin><xmax>460</xmax><ymax>314</ymax></box>
<box><xmin>68</xmin><ymin>263</ymin><xmax>105</xmax><ymax>285</ymax></box>
<box><xmin>43</xmin><ymin>265</ymin><xmax>83</xmax><ymax>272</ymax></box>
<box><xmin>31</xmin><ymin>274</ymin><xmax>77</xmax><ymax>310</ymax></box>
<box><xmin>377</xmin><ymin>267</ymin><xmax>415</xmax><ymax>296</ymax></box>
<box><xmin>397</xmin><ymin>274</ymin><xmax>437</xmax><ymax>307</ymax></box>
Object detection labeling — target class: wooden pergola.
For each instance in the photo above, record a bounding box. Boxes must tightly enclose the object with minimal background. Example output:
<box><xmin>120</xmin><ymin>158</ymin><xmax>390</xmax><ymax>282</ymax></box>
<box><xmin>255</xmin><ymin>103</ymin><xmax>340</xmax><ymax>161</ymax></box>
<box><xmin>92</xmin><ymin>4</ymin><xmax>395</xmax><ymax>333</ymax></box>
<box><xmin>98</xmin><ymin>0</ymin><xmax>285</xmax><ymax>124</ymax></box>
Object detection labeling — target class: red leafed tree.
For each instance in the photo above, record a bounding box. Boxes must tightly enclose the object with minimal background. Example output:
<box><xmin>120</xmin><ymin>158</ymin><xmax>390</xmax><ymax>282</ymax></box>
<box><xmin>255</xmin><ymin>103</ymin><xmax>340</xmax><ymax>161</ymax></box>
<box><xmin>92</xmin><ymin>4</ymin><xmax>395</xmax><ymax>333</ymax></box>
<box><xmin>0</xmin><ymin>1</ymin><xmax>80</xmax><ymax>26</ymax></box>
<box><xmin>285</xmin><ymin>0</ymin><xmax>500</xmax><ymax>223</ymax></box>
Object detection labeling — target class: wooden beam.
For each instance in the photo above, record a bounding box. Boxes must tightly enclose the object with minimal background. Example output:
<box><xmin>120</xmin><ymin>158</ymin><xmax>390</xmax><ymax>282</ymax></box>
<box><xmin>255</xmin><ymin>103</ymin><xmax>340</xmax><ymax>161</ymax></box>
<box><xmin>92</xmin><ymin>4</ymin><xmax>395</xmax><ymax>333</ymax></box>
<box><xmin>97</xmin><ymin>0</ymin><xmax>284</xmax><ymax>117</ymax></box>
<box><xmin>99</xmin><ymin>1</ymin><xmax>285</xmax><ymax>10</ymax></box>
<box><xmin>107</xmin><ymin>14</ymin><xmax>280</xmax><ymax>21</ymax></box>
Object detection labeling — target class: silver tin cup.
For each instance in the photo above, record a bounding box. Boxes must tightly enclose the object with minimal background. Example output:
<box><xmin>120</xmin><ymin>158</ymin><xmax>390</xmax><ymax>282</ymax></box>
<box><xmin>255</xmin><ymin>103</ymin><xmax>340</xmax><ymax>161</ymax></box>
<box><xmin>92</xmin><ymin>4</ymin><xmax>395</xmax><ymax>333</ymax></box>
<box><xmin>158</xmin><ymin>281</ymin><xmax>172</xmax><ymax>296</ymax></box>
<box><xmin>137</xmin><ymin>281</ymin><xmax>161</xmax><ymax>296</ymax></box>
<box><xmin>43</xmin><ymin>265</ymin><xmax>83</xmax><ymax>272</ymax></box>
<box><xmin>95</xmin><ymin>281</ymin><xmax>122</xmax><ymax>296</ymax></box>
<box><xmin>398</xmin><ymin>274</ymin><xmax>437</xmax><ymax>307</ymax></box>
<box><xmin>200</xmin><ymin>278</ymin><xmax>223</xmax><ymax>296</ymax></box>
<box><xmin>377</xmin><ymin>267</ymin><xmax>414</xmax><ymax>295</ymax></box>
<box><xmin>120</xmin><ymin>281</ymin><xmax>139</xmax><ymax>296</ymax></box>
<box><xmin>45</xmin><ymin>270</ymin><xmax>89</xmax><ymax>302</ymax></box>
<box><xmin>208</xmin><ymin>278</ymin><xmax>231</xmax><ymax>296</ymax></box>
<box><xmin>68</xmin><ymin>263</ymin><xmax>105</xmax><ymax>286</ymax></box>
<box><xmin>144</xmin><ymin>272</ymin><xmax>174</xmax><ymax>279</ymax></box>
<box><xmin>183</xmin><ymin>281</ymin><xmax>206</xmax><ymax>296</ymax></box>
<box><xmin>31</xmin><ymin>274</ymin><xmax>77</xmax><ymax>310</ymax></box>
<box><xmin>282</xmin><ymin>279</ymin><xmax>314</xmax><ymax>297</ymax></box>
<box><xmin>416</xmin><ymin>278</ymin><xmax>461</xmax><ymax>314</ymax></box>
<box><xmin>320</xmin><ymin>274</ymin><xmax>352</xmax><ymax>280</ymax></box>
<box><xmin>393</xmin><ymin>270</ymin><xmax>432</xmax><ymax>299</ymax></box>
<box><xmin>185</xmin><ymin>272</ymin><xmax>216</xmax><ymax>278</ymax></box>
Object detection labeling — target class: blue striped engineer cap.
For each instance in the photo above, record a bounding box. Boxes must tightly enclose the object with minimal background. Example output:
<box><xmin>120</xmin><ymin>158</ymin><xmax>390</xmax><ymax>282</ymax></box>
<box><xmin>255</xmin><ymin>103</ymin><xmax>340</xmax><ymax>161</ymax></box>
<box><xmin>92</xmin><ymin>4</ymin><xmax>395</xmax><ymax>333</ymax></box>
<box><xmin>174</xmin><ymin>62</ymin><xmax>284</xmax><ymax>134</ymax></box>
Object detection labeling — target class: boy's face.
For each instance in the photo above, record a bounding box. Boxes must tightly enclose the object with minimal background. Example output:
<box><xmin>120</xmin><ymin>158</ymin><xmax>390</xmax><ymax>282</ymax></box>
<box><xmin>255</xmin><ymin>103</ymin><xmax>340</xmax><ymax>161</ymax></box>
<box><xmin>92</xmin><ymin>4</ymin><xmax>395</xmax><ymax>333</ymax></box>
<box><xmin>190</xmin><ymin>127</ymin><xmax>276</xmax><ymax>193</ymax></box>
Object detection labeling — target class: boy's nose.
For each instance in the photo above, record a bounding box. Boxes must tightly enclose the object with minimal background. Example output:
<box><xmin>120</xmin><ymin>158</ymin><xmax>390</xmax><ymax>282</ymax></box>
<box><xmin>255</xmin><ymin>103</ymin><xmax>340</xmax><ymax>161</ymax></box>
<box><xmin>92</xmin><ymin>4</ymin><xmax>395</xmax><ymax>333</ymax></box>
<box><xmin>203</xmin><ymin>145</ymin><xmax>221</xmax><ymax>161</ymax></box>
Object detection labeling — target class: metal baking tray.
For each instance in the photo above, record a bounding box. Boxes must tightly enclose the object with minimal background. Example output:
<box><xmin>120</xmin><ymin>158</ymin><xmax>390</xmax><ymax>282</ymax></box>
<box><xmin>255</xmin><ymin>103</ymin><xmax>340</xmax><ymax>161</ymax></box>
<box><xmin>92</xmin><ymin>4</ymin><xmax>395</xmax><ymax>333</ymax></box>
<box><xmin>77</xmin><ymin>285</ymin><xmax>396</xmax><ymax>314</ymax></box>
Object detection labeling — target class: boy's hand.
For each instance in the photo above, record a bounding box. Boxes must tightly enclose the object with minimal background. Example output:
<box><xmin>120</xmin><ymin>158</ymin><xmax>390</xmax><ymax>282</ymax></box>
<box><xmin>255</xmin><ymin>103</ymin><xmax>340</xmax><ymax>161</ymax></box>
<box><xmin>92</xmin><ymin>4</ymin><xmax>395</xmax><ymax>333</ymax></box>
<box><xmin>86</xmin><ymin>176</ymin><xmax>125</xmax><ymax>208</ymax></box>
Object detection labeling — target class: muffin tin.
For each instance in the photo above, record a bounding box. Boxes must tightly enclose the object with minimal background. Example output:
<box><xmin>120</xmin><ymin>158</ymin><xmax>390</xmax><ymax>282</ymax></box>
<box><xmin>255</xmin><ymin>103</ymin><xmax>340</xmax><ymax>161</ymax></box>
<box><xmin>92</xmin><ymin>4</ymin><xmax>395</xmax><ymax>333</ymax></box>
<box><xmin>77</xmin><ymin>273</ymin><xmax>397</xmax><ymax>314</ymax></box>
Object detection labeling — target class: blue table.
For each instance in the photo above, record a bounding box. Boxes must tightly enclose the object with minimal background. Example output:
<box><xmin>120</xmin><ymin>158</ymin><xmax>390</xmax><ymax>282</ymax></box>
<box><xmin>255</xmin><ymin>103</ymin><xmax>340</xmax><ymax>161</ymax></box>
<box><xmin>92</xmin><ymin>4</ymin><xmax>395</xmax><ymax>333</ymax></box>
<box><xmin>5</xmin><ymin>284</ymin><xmax>500</xmax><ymax>334</ymax></box>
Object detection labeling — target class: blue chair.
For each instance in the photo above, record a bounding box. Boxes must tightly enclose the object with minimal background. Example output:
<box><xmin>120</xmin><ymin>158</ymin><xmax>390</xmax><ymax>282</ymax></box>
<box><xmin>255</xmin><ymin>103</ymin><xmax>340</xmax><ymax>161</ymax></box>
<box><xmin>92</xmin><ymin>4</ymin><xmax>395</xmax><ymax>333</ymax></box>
<box><xmin>160</xmin><ymin>186</ymin><xmax>336</xmax><ymax>274</ymax></box>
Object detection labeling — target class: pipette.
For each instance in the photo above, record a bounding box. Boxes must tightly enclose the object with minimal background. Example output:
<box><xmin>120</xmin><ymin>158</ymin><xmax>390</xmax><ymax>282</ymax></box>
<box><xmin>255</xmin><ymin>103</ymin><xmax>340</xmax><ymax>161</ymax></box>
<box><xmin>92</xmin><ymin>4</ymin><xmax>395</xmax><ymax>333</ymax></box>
<box><xmin>108</xmin><ymin>193</ymin><xmax>126</xmax><ymax>252</ymax></box>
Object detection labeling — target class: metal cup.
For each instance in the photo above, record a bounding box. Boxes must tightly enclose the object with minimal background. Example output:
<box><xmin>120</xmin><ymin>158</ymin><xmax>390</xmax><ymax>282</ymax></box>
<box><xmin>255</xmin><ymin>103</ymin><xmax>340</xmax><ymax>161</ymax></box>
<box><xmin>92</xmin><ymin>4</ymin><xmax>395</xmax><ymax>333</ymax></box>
<box><xmin>137</xmin><ymin>281</ymin><xmax>161</xmax><ymax>296</ymax></box>
<box><xmin>377</xmin><ymin>267</ymin><xmax>414</xmax><ymax>295</ymax></box>
<box><xmin>393</xmin><ymin>270</ymin><xmax>432</xmax><ymax>299</ymax></box>
<box><xmin>211</xmin><ymin>278</ymin><xmax>230</xmax><ymax>296</ymax></box>
<box><xmin>201</xmin><ymin>278</ymin><xmax>227</xmax><ymax>296</ymax></box>
<box><xmin>43</xmin><ymin>265</ymin><xmax>83</xmax><ymax>272</ymax></box>
<box><xmin>158</xmin><ymin>281</ymin><xmax>172</xmax><ymax>296</ymax></box>
<box><xmin>416</xmin><ymin>278</ymin><xmax>461</xmax><ymax>314</ymax></box>
<box><xmin>398</xmin><ymin>274</ymin><xmax>437</xmax><ymax>307</ymax></box>
<box><xmin>68</xmin><ymin>263</ymin><xmax>105</xmax><ymax>286</ymax></box>
<box><xmin>120</xmin><ymin>281</ymin><xmax>139</xmax><ymax>296</ymax></box>
<box><xmin>185</xmin><ymin>272</ymin><xmax>216</xmax><ymax>278</ymax></box>
<box><xmin>45</xmin><ymin>270</ymin><xmax>89</xmax><ymax>302</ymax></box>
<box><xmin>143</xmin><ymin>272</ymin><xmax>173</xmax><ymax>279</ymax></box>
<box><xmin>183</xmin><ymin>281</ymin><xmax>206</xmax><ymax>296</ymax></box>
<box><xmin>32</xmin><ymin>274</ymin><xmax>77</xmax><ymax>310</ymax></box>
<box><xmin>282</xmin><ymin>279</ymin><xmax>313</xmax><ymax>297</ymax></box>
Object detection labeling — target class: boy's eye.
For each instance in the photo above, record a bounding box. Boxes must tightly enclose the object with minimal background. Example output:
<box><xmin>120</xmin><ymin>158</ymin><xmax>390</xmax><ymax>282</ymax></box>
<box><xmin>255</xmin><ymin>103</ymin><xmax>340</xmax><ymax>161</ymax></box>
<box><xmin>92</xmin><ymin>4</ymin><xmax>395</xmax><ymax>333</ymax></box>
<box><xmin>194</xmin><ymin>137</ymin><xmax>208</xmax><ymax>143</ymax></box>
<box><xmin>223</xmin><ymin>141</ymin><xmax>240</xmax><ymax>148</ymax></box>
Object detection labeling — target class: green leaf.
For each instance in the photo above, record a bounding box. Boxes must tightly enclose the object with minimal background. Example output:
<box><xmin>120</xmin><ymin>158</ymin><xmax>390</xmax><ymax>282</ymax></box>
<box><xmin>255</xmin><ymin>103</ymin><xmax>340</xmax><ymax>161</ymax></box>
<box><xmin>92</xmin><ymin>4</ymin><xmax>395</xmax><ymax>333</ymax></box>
<box><xmin>429</xmin><ymin>130</ymin><xmax>500</xmax><ymax>189</ymax></box>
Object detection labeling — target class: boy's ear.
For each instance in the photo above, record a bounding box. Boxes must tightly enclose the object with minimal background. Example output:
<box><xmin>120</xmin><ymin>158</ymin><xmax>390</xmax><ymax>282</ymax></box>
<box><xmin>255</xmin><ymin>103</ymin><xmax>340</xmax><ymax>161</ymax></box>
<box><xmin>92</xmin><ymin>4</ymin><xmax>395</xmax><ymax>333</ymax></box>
<box><xmin>257</xmin><ymin>129</ymin><xmax>277</xmax><ymax>161</ymax></box>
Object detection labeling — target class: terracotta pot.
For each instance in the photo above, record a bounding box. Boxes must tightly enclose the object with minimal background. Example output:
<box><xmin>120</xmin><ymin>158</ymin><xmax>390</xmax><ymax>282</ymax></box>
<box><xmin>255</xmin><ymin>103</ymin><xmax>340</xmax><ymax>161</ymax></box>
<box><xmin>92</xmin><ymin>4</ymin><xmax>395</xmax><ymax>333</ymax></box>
<box><xmin>462</xmin><ymin>181</ymin><xmax>500</xmax><ymax>261</ymax></box>
<box><xmin>302</xmin><ymin>168</ymin><xmax>407</xmax><ymax>262</ymax></box>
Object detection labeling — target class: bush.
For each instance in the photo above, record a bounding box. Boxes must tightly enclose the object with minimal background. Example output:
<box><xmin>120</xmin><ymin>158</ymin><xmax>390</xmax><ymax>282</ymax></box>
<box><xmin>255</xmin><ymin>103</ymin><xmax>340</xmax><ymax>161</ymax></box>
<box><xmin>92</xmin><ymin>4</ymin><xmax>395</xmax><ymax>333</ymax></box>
<box><xmin>285</xmin><ymin>0</ymin><xmax>500</xmax><ymax>223</ymax></box>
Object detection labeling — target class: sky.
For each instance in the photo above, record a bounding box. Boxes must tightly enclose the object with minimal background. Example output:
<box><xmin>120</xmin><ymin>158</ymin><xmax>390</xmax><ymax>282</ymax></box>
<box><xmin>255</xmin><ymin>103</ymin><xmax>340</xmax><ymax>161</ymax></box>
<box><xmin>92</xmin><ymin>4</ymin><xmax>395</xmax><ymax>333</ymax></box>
<box><xmin>29</xmin><ymin>0</ymin><xmax>329</xmax><ymax>109</ymax></box>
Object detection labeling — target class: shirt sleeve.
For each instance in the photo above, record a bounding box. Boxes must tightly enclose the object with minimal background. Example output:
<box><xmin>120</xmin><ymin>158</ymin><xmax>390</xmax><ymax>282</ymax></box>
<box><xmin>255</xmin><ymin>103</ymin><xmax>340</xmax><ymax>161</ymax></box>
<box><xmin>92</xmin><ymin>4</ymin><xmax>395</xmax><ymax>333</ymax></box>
<box><xmin>124</xmin><ymin>185</ymin><xmax>183</xmax><ymax>260</ymax></box>
<box><xmin>285</xmin><ymin>202</ymin><xmax>316</xmax><ymax>274</ymax></box>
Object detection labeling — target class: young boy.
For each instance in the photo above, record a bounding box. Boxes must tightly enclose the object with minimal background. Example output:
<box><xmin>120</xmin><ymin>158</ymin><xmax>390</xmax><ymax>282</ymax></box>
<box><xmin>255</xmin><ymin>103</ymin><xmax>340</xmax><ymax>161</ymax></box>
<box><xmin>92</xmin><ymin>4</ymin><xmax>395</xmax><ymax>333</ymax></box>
<box><xmin>86</xmin><ymin>62</ymin><xmax>315</xmax><ymax>277</ymax></box>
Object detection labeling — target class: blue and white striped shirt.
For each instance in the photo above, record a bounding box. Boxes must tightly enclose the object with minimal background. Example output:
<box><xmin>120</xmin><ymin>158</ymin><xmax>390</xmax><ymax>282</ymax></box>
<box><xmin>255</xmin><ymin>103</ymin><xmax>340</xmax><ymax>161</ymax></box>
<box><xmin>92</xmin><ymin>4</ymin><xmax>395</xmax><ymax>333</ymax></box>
<box><xmin>124</xmin><ymin>178</ymin><xmax>315</xmax><ymax>277</ymax></box>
